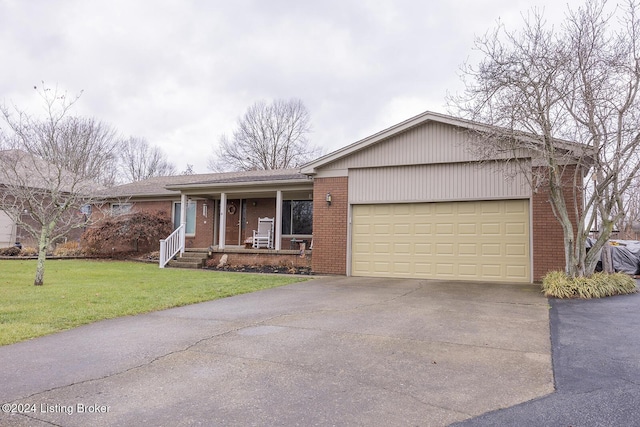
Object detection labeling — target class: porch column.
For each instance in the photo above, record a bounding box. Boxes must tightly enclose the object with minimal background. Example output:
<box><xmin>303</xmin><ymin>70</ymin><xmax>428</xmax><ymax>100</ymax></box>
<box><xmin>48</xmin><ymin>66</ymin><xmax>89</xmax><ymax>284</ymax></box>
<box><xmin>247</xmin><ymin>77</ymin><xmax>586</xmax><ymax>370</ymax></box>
<box><xmin>219</xmin><ymin>193</ymin><xmax>227</xmax><ymax>249</ymax></box>
<box><xmin>275</xmin><ymin>190</ymin><xmax>282</xmax><ymax>250</ymax></box>
<box><xmin>180</xmin><ymin>193</ymin><xmax>187</xmax><ymax>255</ymax></box>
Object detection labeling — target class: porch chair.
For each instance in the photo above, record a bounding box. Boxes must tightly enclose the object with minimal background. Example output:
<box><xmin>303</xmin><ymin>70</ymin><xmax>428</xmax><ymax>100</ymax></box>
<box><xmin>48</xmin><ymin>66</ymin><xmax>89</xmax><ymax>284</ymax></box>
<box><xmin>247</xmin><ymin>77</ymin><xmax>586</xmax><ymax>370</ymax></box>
<box><xmin>252</xmin><ymin>217</ymin><xmax>274</xmax><ymax>249</ymax></box>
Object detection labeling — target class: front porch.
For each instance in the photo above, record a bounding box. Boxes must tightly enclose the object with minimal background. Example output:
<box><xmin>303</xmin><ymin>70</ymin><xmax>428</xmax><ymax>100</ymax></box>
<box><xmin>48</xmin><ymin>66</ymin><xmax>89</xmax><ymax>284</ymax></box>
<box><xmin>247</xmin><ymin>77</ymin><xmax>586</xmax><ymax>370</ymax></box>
<box><xmin>159</xmin><ymin>169</ymin><xmax>314</xmax><ymax>268</ymax></box>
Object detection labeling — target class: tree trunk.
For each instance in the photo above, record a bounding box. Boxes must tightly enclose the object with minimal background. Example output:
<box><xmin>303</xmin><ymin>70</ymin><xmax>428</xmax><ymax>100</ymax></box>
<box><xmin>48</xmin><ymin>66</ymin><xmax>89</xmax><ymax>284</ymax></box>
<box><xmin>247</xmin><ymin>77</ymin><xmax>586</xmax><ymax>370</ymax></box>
<box><xmin>601</xmin><ymin>241</ymin><xmax>614</xmax><ymax>274</ymax></box>
<box><xmin>34</xmin><ymin>226</ymin><xmax>51</xmax><ymax>286</ymax></box>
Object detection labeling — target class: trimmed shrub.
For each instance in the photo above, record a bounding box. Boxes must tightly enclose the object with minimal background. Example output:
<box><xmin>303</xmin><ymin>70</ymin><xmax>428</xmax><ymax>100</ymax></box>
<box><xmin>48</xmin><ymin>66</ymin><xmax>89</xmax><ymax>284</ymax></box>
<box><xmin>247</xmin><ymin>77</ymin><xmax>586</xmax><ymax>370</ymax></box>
<box><xmin>53</xmin><ymin>241</ymin><xmax>84</xmax><ymax>257</ymax></box>
<box><xmin>82</xmin><ymin>211</ymin><xmax>173</xmax><ymax>256</ymax></box>
<box><xmin>18</xmin><ymin>246</ymin><xmax>39</xmax><ymax>257</ymax></box>
<box><xmin>0</xmin><ymin>246</ymin><xmax>21</xmax><ymax>256</ymax></box>
<box><xmin>542</xmin><ymin>271</ymin><xmax>637</xmax><ymax>298</ymax></box>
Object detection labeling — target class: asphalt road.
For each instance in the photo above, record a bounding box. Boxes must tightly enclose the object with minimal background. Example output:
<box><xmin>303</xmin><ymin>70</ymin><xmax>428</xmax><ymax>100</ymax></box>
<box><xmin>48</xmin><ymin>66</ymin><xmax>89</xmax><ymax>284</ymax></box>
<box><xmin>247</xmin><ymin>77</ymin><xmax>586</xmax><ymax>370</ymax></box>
<box><xmin>454</xmin><ymin>290</ymin><xmax>640</xmax><ymax>426</ymax></box>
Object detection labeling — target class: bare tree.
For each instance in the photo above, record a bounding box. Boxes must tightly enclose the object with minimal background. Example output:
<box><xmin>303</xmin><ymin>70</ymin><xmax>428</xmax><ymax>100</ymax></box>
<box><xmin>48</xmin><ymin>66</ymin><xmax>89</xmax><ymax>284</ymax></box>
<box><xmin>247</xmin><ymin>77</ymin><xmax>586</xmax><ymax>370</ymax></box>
<box><xmin>208</xmin><ymin>99</ymin><xmax>321</xmax><ymax>172</ymax></box>
<box><xmin>119</xmin><ymin>136</ymin><xmax>176</xmax><ymax>182</ymax></box>
<box><xmin>0</xmin><ymin>86</ymin><xmax>123</xmax><ymax>285</ymax></box>
<box><xmin>180</xmin><ymin>164</ymin><xmax>195</xmax><ymax>175</ymax></box>
<box><xmin>451</xmin><ymin>0</ymin><xmax>640</xmax><ymax>277</ymax></box>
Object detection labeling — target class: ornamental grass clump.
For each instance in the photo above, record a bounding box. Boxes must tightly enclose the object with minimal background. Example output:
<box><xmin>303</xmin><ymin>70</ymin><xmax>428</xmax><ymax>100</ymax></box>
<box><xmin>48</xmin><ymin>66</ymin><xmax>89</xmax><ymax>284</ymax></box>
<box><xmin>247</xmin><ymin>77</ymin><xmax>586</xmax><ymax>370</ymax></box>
<box><xmin>542</xmin><ymin>271</ymin><xmax>637</xmax><ymax>299</ymax></box>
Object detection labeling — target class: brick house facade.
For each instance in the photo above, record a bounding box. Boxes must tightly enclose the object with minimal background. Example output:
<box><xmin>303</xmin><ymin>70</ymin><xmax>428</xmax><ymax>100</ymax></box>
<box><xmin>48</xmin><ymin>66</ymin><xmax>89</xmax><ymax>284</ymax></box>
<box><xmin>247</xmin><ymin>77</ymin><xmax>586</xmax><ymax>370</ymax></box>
<box><xmin>104</xmin><ymin>111</ymin><xmax>588</xmax><ymax>283</ymax></box>
<box><xmin>311</xmin><ymin>177</ymin><xmax>348</xmax><ymax>275</ymax></box>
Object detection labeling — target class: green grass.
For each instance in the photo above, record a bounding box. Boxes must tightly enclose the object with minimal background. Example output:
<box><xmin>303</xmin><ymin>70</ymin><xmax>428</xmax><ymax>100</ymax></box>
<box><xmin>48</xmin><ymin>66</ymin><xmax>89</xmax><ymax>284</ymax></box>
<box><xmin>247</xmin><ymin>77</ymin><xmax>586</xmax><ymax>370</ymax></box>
<box><xmin>0</xmin><ymin>259</ymin><xmax>307</xmax><ymax>346</ymax></box>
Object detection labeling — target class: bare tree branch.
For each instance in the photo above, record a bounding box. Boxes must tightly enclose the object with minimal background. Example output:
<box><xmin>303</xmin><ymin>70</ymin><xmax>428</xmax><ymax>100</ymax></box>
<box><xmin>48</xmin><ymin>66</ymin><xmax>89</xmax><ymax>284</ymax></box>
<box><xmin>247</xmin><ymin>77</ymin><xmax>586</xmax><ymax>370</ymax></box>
<box><xmin>208</xmin><ymin>99</ymin><xmax>321</xmax><ymax>172</ymax></box>
<box><xmin>450</xmin><ymin>0</ymin><xmax>640</xmax><ymax>277</ymax></box>
<box><xmin>0</xmin><ymin>85</ymin><xmax>123</xmax><ymax>285</ymax></box>
<box><xmin>119</xmin><ymin>136</ymin><xmax>177</xmax><ymax>182</ymax></box>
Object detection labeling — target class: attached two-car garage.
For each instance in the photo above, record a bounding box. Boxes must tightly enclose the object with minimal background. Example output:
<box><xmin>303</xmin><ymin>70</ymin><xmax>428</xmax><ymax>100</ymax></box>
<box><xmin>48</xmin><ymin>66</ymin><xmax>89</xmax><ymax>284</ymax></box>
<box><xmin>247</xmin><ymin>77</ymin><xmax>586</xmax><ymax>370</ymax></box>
<box><xmin>351</xmin><ymin>199</ymin><xmax>530</xmax><ymax>283</ymax></box>
<box><xmin>302</xmin><ymin>112</ymin><xmax>565</xmax><ymax>283</ymax></box>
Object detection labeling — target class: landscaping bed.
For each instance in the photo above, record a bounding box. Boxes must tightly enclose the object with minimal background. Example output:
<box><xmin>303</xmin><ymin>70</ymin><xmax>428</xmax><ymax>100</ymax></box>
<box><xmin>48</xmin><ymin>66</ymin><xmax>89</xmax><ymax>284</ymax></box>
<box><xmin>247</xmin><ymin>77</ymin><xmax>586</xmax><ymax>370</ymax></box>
<box><xmin>206</xmin><ymin>264</ymin><xmax>314</xmax><ymax>275</ymax></box>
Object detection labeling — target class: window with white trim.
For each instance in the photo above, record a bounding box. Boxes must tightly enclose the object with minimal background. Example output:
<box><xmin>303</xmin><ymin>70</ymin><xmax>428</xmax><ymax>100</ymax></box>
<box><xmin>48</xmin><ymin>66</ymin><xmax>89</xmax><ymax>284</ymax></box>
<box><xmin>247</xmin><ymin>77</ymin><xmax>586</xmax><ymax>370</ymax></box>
<box><xmin>173</xmin><ymin>201</ymin><xmax>196</xmax><ymax>235</ymax></box>
<box><xmin>111</xmin><ymin>203</ymin><xmax>132</xmax><ymax>215</ymax></box>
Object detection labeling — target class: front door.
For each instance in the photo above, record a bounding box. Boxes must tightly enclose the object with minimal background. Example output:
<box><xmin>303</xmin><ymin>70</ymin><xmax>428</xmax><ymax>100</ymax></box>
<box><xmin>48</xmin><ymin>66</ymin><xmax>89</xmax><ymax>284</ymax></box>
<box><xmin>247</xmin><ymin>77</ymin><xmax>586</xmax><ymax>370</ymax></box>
<box><xmin>224</xmin><ymin>199</ymin><xmax>240</xmax><ymax>246</ymax></box>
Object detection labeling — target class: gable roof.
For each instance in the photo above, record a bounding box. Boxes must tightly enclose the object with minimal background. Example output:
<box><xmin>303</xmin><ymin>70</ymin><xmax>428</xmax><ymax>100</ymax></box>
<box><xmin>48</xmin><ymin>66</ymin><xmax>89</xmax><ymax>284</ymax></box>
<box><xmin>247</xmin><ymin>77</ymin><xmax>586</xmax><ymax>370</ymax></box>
<box><xmin>0</xmin><ymin>149</ymin><xmax>100</xmax><ymax>194</ymax></box>
<box><xmin>105</xmin><ymin>169</ymin><xmax>310</xmax><ymax>198</ymax></box>
<box><xmin>300</xmin><ymin>110</ymin><xmax>592</xmax><ymax>175</ymax></box>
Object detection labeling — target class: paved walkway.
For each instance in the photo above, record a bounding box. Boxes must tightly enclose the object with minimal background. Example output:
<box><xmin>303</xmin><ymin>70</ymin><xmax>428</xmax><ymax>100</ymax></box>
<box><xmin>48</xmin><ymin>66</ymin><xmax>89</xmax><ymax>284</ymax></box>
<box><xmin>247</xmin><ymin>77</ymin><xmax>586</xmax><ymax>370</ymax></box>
<box><xmin>455</xmin><ymin>290</ymin><xmax>640</xmax><ymax>426</ymax></box>
<box><xmin>0</xmin><ymin>277</ymin><xmax>552</xmax><ymax>426</ymax></box>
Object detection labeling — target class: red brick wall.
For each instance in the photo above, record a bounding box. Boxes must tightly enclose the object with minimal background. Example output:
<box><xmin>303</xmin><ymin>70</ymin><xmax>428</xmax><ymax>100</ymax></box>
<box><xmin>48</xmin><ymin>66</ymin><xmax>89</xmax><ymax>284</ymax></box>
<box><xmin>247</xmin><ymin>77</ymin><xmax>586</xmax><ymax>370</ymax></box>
<box><xmin>209</xmin><ymin>252</ymin><xmax>312</xmax><ymax>269</ymax></box>
<box><xmin>243</xmin><ymin>198</ymin><xmax>277</xmax><ymax>242</ymax></box>
<box><xmin>188</xmin><ymin>199</ymin><xmax>215</xmax><ymax>248</ymax></box>
<box><xmin>532</xmin><ymin>165</ymin><xmax>583</xmax><ymax>281</ymax></box>
<box><xmin>311</xmin><ymin>177</ymin><xmax>348</xmax><ymax>275</ymax></box>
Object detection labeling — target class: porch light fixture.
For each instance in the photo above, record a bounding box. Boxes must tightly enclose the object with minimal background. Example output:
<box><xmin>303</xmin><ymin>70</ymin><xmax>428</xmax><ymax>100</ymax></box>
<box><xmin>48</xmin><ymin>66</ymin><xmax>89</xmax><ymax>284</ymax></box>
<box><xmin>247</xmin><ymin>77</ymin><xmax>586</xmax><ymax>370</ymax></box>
<box><xmin>325</xmin><ymin>192</ymin><xmax>332</xmax><ymax>206</ymax></box>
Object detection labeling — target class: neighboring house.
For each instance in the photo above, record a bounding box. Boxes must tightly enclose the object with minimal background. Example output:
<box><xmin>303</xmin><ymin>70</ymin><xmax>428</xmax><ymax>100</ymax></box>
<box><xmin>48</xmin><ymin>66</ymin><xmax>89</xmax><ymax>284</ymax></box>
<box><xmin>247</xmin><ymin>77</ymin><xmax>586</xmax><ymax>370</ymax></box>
<box><xmin>107</xmin><ymin>111</ymin><xmax>586</xmax><ymax>283</ymax></box>
<box><xmin>0</xmin><ymin>149</ymin><xmax>92</xmax><ymax>249</ymax></box>
<box><xmin>0</xmin><ymin>209</ymin><xmax>16</xmax><ymax>247</ymax></box>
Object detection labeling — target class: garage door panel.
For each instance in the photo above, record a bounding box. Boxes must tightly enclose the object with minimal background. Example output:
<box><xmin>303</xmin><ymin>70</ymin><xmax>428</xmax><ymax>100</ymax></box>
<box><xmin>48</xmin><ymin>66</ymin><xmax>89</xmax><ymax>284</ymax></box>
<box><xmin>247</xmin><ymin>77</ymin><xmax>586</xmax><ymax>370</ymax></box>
<box><xmin>436</xmin><ymin>223</ymin><xmax>454</xmax><ymax>235</ymax></box>
<box><xmin>481</xmin><ymin>223</ymin><xmax>501</xmax><ymax>235</ymax></box>
<box><xmin>458</xmin><ymin>223</ymin><xmax>477</xmax><ymax>235</ymax></box>
<box><xmin>506</xmin><ymin>265</ymin><xmax>528</xmax><ymax>278</ymax></box>
<box><xmin>481</xmin><ymin>264</ymin><xmax>503</xmax><ymax>277</ymax></box>
<box><xmin>506</xmin><ymin>243</ymin><xmax>526</xmax><ymax>256</ymax></box>
<box><xmin>393</xmin><ymin>224</ymin><xmax>411</xmax><ymax>235</ymax></box>
<box><xmin>436</xmin><ymin>263</ymin><xmax>455</xmax><ymax>276</ymax></box>
<box><xmin>458</xmin><ymin>264</ymin><xmax>479</xmax><ymax>276</ymax></box>
<box><xmin>435</xmin><ymin>204</ymin><xmax>454</xmax><ymax>215</ymax></box>
<box><xmin>481</xmin><ymin>243</ymin><xmax>501</xmax><ymax>256</ymax></box>
<box><xmin>413</xmin><ymin>243</ymin><xmax>432</xmax><ymax>255</ymax></box>
<box><xmin>414</xmin><ymin>262</ymin><xmax>432</xmax><ymax>272</ymax></box>
<box><xmin>458</xmin><ymin>243</ymin><xmax>478</xmax><ymax>256</ymax></box>
<box><xmin>414</xmin><ymin>223</ymin><xmax>431</xmax><ymax>235</ymax></box>
<box><xmin>393</xmin><ymin>243</ymin><xmax>411</xmax><ymax>254</ymax></box>
<box><xmin>436</xmin><ymin>243</ymin><xmax>454</xmax><ymax>255</ymax></box>
<box><xmin>352</xmin><ymin>200</ymin><xmax>530</xmax><ymax>283</ymax></box>
<box><xmin>505</xmin><ymin>222</ymin><xmax>526</xmax><ymax>235</ymax></box>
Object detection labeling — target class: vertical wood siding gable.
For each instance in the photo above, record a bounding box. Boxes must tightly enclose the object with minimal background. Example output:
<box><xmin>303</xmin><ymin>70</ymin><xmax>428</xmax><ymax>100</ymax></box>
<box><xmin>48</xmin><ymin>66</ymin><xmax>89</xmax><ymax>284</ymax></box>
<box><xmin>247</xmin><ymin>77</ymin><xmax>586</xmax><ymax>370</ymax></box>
<box><xmin>321</xmin><ymin>122</ymin><xmax>484</xmax><ymax>171</ymax></box>
<box><xmin>349</xmin><ymin>161</ymin><xmax>531</xmax><ymax>204</ymax></box>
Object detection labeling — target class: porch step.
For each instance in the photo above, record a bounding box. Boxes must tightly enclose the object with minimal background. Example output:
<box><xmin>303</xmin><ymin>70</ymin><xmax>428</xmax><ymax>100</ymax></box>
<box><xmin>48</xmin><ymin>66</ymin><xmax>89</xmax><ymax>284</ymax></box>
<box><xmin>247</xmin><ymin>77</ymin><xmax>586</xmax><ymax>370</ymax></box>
<box><xmin>167</xmin><ymin>249</ymin><xmax>210</xmax><ymax>269</ymax></box>
<box><xmin>167</xmin><ymin>260</ymin><xmax>203</xmax><ymax>269</ymax></box>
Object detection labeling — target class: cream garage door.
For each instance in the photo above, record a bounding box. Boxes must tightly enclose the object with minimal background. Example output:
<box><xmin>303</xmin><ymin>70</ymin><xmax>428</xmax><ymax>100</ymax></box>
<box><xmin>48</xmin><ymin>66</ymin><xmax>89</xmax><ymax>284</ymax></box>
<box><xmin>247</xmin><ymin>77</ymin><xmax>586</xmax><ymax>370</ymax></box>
<box><xmin>351</xmin><ymin>200</ymin><xmax>530</xmax><ymax>282</ymax></box>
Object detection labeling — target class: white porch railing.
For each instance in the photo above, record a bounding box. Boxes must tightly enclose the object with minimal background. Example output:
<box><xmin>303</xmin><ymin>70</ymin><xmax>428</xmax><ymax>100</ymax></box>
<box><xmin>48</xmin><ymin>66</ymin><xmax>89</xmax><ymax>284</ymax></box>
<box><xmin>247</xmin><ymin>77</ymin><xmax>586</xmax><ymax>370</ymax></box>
<box><xmin>159</xmin><ymin>224</ymin><xmax>185</xmax><ymax>268</ymax></box>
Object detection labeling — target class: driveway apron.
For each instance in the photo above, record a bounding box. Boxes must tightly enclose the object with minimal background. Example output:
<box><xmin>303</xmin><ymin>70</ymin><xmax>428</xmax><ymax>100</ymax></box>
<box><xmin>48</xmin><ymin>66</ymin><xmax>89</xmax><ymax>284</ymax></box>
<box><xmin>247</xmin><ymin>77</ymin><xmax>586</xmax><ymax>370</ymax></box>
<box><xmin>0</xmin><ymin>277</ymin><xmax>552</xmax><ymax>426</ymax></box>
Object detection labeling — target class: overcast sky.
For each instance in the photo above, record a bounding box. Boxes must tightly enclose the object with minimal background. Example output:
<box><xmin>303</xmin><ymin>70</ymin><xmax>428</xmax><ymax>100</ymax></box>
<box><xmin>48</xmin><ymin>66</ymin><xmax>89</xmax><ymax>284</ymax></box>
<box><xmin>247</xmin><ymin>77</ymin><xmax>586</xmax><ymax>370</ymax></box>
<box><xmin>0</xmin><ymin>0</ymin><xmax>584</xmax><ymax>174</ymax></box>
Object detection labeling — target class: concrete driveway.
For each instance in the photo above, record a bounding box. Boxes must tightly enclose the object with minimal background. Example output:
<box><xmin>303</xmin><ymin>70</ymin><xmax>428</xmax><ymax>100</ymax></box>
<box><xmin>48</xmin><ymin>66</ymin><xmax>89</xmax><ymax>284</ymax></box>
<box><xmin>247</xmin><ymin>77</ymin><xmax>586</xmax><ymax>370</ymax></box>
<box><xmin>0</xmin><ymin>277</ymin><xmax>553</xmax><ymax>426</ymax></box>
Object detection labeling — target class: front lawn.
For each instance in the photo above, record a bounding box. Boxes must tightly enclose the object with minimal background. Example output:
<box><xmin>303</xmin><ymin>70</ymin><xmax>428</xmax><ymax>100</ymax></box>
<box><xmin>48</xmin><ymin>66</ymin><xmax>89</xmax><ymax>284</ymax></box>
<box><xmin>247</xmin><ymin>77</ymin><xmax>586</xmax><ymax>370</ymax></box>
<box><xmin>0</xmin><ymin>259</ymin><xmax>307</xmax><ymax>346</ymax></box>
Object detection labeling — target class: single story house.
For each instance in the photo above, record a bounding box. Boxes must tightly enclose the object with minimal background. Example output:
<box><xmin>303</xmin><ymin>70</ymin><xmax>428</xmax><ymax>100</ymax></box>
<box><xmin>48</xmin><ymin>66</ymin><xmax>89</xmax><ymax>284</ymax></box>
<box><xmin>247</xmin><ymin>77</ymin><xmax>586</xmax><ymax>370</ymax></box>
<box><xmin>105</xmin><ymin>111</ymin><xmax>584</xmax><ymax>283</ymax></box>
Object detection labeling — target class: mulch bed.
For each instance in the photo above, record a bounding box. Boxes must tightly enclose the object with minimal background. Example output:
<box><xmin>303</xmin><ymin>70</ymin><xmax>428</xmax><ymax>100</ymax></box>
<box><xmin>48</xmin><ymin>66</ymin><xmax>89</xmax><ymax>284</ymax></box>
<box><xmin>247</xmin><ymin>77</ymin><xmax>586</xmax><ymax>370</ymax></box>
<box><xmin>205</xmin><ymin>265</ymin><xmax>314</xmax><ymax>275</ymax></box>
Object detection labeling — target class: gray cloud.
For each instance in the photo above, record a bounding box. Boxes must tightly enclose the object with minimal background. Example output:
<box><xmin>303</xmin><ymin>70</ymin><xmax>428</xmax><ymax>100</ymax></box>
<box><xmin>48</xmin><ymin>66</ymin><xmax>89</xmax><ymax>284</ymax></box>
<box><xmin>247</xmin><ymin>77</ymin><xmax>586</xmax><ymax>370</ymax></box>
<box><xmin>0</xmin><ymin>0</ymin><xmax>583</xmax><ymax>173</ymax></box>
